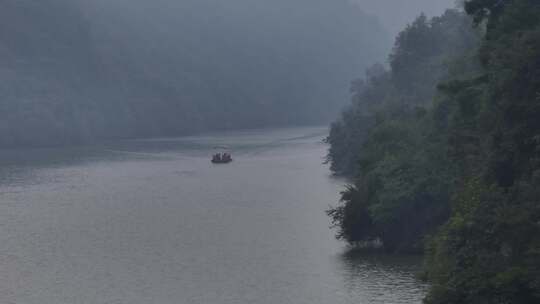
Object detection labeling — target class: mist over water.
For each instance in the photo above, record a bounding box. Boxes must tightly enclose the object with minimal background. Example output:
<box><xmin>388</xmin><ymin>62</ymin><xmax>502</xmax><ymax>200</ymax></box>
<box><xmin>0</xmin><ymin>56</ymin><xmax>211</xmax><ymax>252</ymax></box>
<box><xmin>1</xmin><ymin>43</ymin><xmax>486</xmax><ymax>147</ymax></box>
<box><xmin>0</xmin><ymin>1</ymin><xmax>446</xmax><ymax>303</ymax></box>
<box><xmin>0</xmin><ymin>0</ymin><xmax>534</xmax><ymax>303</ymax></box>
<box><xmin>0</xmin><ymin>127</ymin><xmax>426</xmax><ymax>304</ymax></box>
<box><xmin>0</xmin><ymin>0</ymin><xmax>389</xmax><ymax>147</ymax></box>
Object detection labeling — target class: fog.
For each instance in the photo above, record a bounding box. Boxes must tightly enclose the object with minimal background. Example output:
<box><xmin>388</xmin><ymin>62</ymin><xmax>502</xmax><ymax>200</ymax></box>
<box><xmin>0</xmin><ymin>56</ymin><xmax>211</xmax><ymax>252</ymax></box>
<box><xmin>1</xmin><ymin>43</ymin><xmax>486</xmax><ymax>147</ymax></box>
<box><xmin>0</xmin><ymin>0</ymin><xmax>394</xmax><ymax>147</ymax></box>
<box><xmin>0</xmin><ymin>0</ymin><xmax>465</xmax><ymax>148</ymax></box>
<box><xmin>0</xmin><ymin>0</ymin><xmax>461</xmax><ymax>148</ymax></box>
<box><xmin>352</xmin><ymin>0</ymin><xmax>457</xmax><ymax>35</ymax></box>
<box><xmin>1</xmin><ymin>1</ymin><xmax>537</xmax><ymax>304</ymax></box>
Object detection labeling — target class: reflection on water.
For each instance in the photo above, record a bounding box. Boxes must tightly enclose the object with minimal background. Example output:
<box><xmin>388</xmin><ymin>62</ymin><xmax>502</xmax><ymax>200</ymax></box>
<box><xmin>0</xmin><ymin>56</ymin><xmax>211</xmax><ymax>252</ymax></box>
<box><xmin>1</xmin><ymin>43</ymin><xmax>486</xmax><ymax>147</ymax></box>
<box><xmin>0</xmin><ymin>127</ymin><xmax>426</xmax><ymax>304</ymax></box>
<box><xmin>335</xmin><ymin>250</ymin><xmax>428</xmax><ymax>304</ymax></box>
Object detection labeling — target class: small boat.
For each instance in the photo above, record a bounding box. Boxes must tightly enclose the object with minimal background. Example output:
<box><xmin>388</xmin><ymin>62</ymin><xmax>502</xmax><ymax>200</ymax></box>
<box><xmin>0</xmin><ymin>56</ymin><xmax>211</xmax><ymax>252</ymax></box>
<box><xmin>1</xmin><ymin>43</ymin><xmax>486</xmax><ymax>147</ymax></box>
<box><xmin>211</xmin><ymin>152</ymin><xmax>233</xmax><ymax>164</ymax></box>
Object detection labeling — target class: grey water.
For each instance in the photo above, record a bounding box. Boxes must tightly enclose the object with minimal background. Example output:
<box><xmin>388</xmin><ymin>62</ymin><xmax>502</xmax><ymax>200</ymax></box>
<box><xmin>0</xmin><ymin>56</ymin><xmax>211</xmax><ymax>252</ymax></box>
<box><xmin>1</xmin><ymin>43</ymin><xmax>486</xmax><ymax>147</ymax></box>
<box><xmin>0</xmin><ymin>127</ymin><xmax>426</xmax><ymax>304</ymax></box>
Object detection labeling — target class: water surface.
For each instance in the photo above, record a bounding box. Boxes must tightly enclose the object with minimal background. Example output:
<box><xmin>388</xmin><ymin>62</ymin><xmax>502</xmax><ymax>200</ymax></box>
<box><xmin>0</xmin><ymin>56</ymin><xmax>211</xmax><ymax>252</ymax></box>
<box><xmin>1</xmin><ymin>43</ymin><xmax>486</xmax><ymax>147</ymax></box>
<box><xmin>0</xmin><ymin>127</ymin><xmax>426</xmax><ymax>304</ymax></box>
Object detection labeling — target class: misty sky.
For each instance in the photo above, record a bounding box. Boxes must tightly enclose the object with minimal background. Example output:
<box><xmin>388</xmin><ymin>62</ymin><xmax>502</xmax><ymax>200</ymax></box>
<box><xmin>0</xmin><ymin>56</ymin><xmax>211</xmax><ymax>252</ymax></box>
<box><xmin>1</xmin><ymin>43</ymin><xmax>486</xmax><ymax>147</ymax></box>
<box><xmin>352</xmin><ymin>0</ymin><xmax>457</xmax><ymax>35</ymax></box>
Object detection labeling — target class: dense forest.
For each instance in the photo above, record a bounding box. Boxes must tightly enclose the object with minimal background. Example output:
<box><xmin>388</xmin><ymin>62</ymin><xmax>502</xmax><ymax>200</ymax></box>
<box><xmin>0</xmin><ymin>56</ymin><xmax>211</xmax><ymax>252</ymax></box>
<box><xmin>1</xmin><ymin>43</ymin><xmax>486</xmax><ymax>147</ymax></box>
<box><xmin>326</xmin><ymin>0</ymin><xmax>540</xmax><ymax>303</ymax></box>
<box><xmin>0</xmin><ymin>0</ymin><xmax>389</xmax><ymax>147</ymax></box>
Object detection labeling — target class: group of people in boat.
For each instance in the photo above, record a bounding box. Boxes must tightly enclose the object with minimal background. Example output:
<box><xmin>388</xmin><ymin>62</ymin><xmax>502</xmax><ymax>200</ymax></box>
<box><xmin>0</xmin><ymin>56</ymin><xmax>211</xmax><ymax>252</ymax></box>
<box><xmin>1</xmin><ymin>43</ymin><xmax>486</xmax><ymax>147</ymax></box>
<box><xmin>212</xmin><ymin>152</ymin><xmax>232</xmax><ymax>163</ymax></box>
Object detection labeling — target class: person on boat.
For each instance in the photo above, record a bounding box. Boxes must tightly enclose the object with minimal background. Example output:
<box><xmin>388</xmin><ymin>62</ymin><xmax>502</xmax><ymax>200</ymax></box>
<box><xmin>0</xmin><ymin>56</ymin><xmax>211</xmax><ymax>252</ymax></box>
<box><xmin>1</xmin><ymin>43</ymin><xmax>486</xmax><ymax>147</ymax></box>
<box><xmin>212</xmin><ymin>152</ymin><xmax>232</xmax><ymax>163</ymax></box>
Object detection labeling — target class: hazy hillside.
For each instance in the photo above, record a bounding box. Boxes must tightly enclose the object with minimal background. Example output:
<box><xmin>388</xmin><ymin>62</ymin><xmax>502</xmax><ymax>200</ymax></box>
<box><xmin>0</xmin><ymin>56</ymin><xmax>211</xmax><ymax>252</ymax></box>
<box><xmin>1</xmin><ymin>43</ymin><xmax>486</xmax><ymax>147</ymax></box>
<box><xmin>0</xmin><ymin>0</ymin><xmax>389</xmax><ymax>147</ymax></box>
<box><xmin>352</xmin><ymin>0</ymin><xmax>456</xmax><ymax>34</ymax></box>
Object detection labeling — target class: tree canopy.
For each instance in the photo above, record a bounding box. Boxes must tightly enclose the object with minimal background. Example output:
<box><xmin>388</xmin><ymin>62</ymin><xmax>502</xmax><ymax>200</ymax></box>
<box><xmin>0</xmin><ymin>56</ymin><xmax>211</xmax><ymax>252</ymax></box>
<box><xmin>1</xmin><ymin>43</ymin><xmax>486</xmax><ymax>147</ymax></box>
<box><xmin>326</xmin><ymin>1</ymin><xmax>540</xmax><ymax>302</ymax></box>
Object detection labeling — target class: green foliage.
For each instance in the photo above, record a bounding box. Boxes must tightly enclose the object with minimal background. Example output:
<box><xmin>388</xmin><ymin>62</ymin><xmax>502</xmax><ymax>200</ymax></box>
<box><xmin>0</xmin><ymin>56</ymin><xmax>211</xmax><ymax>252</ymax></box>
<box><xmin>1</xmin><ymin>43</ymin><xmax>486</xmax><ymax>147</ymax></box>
<box><xmin>326</xmin><ymin>9</ymin><xmax>478</xmax><ymax>253</ymax></box>
<box><xmin>328</xmin><ymin>2</ymin><xmax>540</xmax><ymax>301</ymax></box>
<box><xmin>326</xmin><ymin>10</ymin><xmax>479</xmax><ymax>176</ymax></box>
<box><xmin>425</xmin><ymin>182</ymin><xmax>540</xmax><ymax>304</ymax></box>
<box><xmin>333</xmin><ymin>110</ymin><xmax>455</xmax><ymax>253</ymax></box>
<box><xmin>424</xmin><ymin>1</ymin><xmax>540</xmax><ymax>303</ymax></box>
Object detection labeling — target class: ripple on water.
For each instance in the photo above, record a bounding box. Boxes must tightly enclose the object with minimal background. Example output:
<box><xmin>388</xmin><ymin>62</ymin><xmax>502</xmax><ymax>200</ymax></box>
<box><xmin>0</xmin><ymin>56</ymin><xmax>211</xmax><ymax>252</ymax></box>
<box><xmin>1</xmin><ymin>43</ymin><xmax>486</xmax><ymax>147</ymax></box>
<box><xmin>0</xmin><ymin>127</ymin><xmax>427</xmax><ymax>304</ymax></box>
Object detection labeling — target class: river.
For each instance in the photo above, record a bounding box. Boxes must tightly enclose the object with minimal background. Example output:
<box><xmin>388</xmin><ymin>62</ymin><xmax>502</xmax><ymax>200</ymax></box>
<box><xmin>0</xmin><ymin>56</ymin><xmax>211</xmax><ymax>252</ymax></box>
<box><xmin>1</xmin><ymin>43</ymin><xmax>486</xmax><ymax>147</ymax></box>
<box><xmin>0</xmin><ymin>127</ymin><xmax>426</xmax><ymax>304</ymax></box>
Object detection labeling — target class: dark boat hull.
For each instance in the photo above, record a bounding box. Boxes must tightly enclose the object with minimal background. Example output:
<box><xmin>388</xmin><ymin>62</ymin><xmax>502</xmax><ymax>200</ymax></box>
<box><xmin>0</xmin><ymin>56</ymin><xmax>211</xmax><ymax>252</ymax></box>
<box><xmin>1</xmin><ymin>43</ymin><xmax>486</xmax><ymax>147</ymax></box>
<box><xmin>211</xmin><ymin>159</ymin><xmax>233</xmax><ymax>164</ymax></box>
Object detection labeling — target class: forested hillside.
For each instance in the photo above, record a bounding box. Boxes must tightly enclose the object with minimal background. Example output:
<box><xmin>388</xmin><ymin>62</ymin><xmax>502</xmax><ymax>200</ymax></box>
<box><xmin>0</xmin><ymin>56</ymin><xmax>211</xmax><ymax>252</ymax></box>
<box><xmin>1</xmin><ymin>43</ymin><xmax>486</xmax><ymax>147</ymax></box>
<box><xmin>0</xmin><ymin>0</ymin><xmax>389</xmax><ymax>147</ymax></box>
<box><xmin>326</xmin><ymin>9</ymin><xmax>479</xmax><ymax>177</ymax></box>
<box><xmin>326</xmin><ymin>0</ymin><xmax>540</xmax><ymax>303</ymax></box>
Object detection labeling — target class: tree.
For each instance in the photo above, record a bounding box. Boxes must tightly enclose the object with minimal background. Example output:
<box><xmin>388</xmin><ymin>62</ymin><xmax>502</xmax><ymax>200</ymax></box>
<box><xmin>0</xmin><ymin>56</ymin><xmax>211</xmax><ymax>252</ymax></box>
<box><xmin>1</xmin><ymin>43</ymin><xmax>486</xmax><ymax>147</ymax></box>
<box><xmin>425</xmin><ymin>1</ymin><xmax>540</xmax><ymax>303</ymax></box>
<box><xmin>326</xmin><ymin>9</ymin><xmax>479</xmax><ymax>253</ymax></box>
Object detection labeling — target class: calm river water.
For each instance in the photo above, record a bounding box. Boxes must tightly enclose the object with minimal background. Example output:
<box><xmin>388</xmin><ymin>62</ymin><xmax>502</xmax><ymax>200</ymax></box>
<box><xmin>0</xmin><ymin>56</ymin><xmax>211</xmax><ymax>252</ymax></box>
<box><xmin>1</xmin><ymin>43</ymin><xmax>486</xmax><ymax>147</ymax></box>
<box><xmin>0</xmin><ymin>127</ymin><xmax>426</xmax><ymax>304</ymax></box>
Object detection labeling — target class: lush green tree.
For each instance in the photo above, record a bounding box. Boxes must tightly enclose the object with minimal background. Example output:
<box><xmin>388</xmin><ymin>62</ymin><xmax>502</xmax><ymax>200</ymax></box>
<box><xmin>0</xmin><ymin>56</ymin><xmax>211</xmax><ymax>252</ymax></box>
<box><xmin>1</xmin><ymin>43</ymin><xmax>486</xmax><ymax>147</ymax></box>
<box><xmin>425</xmin><ymin>1</ymin><xmax>540</xmax><ymax>303</ymax></box>
<box><xmin>326</xmin><ymin>9</ymin><xmax>479</xmax><ymax>253</ymax></box>
<box><xmin>328</xmin><ymin>0</ymin><xmax>540</xmax><ymax>302</ymax></box>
